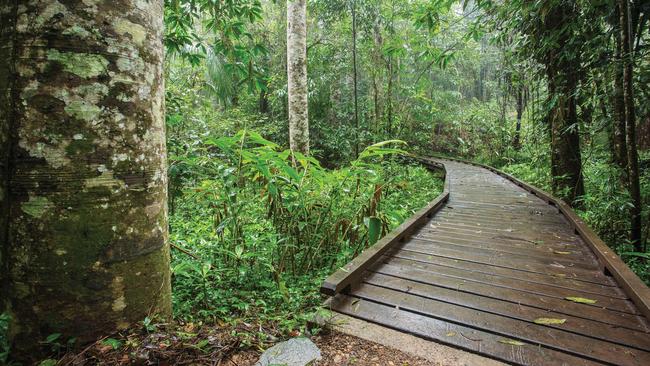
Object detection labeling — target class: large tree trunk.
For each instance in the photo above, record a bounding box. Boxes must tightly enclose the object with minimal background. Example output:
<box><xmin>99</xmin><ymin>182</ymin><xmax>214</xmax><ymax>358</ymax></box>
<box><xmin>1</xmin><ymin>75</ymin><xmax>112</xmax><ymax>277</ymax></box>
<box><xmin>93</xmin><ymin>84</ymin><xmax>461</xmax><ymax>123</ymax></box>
<box><xmin>619</xmin><ymin>0</ymin><xmax>643</xmax><ymax>251</ymax></box>
<box><xmin>287</xmin><ymin>0</ymin><xmax>309</xmax><ymax>154</ymax></box>
<box><xmin>0</xmin><ymin>0</ymin><xmax>171</xmax><ymax>359</ymax></box>
<box><xmin>547</xmin><ymin>77</ymin><xmax>585</xmax><ymax>205</ymax></box>
<box><xmin>544</xmin><ymin>4</ymin><xmax>585</xmax><ymax>206</ymax></box>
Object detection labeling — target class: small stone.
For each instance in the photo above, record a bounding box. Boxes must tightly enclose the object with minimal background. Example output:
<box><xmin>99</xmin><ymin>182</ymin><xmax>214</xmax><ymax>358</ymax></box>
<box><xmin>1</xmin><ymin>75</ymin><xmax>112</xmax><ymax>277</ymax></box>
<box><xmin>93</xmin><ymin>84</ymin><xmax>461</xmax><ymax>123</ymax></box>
<box><xmin>256</xmin><ymin>338</ymin><xmax>321</xmax><ymax>366</ymax></box>
<box><xmin>333</xmin><ymin>354</ymin><xmax>343</xmax><ymax>363</ymax></box>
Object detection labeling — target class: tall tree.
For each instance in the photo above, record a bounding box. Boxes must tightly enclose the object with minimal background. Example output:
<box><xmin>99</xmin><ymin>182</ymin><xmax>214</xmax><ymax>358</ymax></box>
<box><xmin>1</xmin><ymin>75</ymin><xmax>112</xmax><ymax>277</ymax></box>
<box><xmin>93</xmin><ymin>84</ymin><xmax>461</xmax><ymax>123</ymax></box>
<box><xmin>543</xmin><ymin>2</ymin><xmax>585</xmax><ymax>205</ymax></box>
<box><xmin>612</xmin><ymin>5</ymin><xmax>629</xmax><ymax>172</ymax></box>
<box><xmin>287</xmin><ymin>0</ymin><xmax>310</xmax><ymax>154</ymax></box>
<box><xmin>618</xmin><ymin>0</ymin><xmax>643</xmax><ymax>251</ymax></box>
<box><xmin>352</xmin><ymin>0</ymin><xmax>360</xmax><ymax>157</ymax></box>
<box><xmin>513</xmin><ymin>85</ymin><xmax>524</xmax><ymax>150</ymax></box>
<box><xmin>0</xmin><ymin>0</ymin><xmax>171</xmax><ymax>359</ymax></box>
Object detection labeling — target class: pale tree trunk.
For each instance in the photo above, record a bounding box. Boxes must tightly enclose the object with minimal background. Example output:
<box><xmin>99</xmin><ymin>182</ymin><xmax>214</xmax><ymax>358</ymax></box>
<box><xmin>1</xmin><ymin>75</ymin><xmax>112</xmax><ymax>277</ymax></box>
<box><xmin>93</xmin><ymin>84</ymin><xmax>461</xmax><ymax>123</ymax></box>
<box><xmin>0</xmin><ymin>0</ymin><xmax>171</xmax><ymax>360</ymax></box>
<box><xmin>287</xmin><ymin>0</ymin><xmax>309</xmax><ymax>154</ymax></box>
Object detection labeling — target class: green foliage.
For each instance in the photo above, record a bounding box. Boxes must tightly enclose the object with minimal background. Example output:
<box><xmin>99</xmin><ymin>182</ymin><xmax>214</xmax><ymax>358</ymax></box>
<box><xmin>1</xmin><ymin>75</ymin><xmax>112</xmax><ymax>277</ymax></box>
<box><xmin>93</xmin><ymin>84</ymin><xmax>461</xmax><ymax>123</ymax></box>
<box><xmin>168</xmin><ymin>129</ymin><xmax>441</xmax><ymax>331</ymax></box>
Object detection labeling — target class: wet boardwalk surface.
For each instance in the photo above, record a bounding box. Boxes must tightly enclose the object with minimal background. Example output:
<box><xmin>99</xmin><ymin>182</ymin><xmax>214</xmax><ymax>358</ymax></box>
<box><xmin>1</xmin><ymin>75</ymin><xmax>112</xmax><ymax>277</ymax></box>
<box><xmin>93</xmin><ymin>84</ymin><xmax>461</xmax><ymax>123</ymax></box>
<box><xmin>326</xmin><ymin>159</ymin><xmax>650</xmax><ymax>365</ymax></box>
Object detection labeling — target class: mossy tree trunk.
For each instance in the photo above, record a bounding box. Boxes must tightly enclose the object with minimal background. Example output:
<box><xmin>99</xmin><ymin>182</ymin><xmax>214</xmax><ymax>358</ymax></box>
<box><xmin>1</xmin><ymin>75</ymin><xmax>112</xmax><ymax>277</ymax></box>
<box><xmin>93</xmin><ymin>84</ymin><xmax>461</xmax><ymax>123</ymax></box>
<box><xmin>0</xmin><ymin>0</ymin><xmax>171</xmax><ymax>360</ymax></box>
<box><xmin>543</xmin><ymin>3</ymin><xmax>585</xmax><ymax>206</ymax></box>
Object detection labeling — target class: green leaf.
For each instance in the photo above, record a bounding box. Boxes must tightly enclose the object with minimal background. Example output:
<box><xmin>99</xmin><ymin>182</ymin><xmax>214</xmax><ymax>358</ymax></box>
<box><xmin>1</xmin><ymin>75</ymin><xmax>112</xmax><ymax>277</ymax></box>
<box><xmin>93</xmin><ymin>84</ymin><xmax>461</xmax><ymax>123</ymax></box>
<box><xmin>365</xmin><ymin>216</ymin><xmax>382</xmax><ymax>245</ymax></box>
<box><xmin>101</xmin><ymin>338</ymin><xmax>123</xmax><ymax>350</ymax></box>
<box><xmin>533</xmin><ymin>318</ymin><xmax>566</xmax><ymax>325</ymax></box>
<box><xmin>565</xmin><ymin>297</ymin><xmax>597</xmax><ymax>304</ymax></box>
<box><xmin>38</xmin><ymin>360</ymin><xmax>58</xmax><ymax>366</ymax></box>
<box><xmin>44</xmin><ymin>333</ymin><xmax>61</xmax><ymax>343</ymax></box>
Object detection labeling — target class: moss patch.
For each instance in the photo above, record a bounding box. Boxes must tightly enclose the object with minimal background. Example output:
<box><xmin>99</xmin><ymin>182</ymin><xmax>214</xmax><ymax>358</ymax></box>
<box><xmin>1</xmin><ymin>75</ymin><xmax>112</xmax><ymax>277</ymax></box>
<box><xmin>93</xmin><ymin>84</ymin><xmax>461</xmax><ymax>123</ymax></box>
<box><xmin>47</xmin><ymin>49</ymin><xmax>109</xmax><ymax>79</ymax></box>
<box><xmin>20</xmin><ymin>196</ymin><xmax>52</xmax><ymax>218</ymax></box>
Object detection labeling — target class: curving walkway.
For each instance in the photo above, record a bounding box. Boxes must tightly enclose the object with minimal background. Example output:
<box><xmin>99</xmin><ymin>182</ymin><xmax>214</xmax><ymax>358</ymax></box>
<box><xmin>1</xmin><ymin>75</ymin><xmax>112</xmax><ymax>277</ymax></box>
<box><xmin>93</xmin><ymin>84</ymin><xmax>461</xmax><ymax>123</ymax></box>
<box><xmin>326</xmin><ymin>159</ymin><xmax>650</xmax><ymax>365</ymax></box>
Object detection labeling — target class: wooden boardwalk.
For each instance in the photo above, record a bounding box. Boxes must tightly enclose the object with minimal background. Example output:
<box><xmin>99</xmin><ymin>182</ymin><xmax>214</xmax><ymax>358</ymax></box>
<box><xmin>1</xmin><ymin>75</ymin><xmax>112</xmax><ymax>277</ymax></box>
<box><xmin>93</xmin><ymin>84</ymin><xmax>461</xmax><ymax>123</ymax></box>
<box><xmin>322</xmin><ymin>159</ymin><xmax>650</xmax><ymax>365</ymax></box>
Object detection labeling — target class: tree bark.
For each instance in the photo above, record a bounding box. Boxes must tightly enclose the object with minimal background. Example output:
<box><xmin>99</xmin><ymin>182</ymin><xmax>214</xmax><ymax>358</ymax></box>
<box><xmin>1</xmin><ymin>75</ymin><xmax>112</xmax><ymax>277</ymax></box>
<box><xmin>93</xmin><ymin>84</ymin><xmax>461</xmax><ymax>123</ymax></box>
<box><xmin>287</xmin><ymin>0</ymin><xmax>309</xmax><ymax>154</ymax></box>
<box><xmin>352</xmin><ymin>0</ymin><xmax>360</xmax><ymax>158</ymax></box>
<box><xmin>544</xmin><ymin>4</ymin><xmax>585</xmax><ymax>206</ymax></box>
<box><xmin>618</xmin><ymin>0</ymin><xmax>642</xmax><ymax>251</ymax></box>
<box><xmin>0</xmin><ymin>0</ymin><xmax>171</xmax><ymax>359</ymax></box>
<box><xmin>513</xmin><ymin>86</ymin><xmax>523</xmax><ymax>150</ymax></box>
<box><xmin>613</xmin><ymin>8</ymin><xmax>629</xmax><ymax>172</ymax></box>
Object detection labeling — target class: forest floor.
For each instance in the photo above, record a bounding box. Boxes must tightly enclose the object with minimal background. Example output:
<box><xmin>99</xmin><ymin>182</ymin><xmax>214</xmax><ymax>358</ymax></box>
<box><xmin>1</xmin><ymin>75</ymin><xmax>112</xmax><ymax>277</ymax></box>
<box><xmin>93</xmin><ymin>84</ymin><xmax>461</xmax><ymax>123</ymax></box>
<box><xmin>54</xmin><ymin>322</ymin><xmax>430</xmax><ymax>365</ymax></box>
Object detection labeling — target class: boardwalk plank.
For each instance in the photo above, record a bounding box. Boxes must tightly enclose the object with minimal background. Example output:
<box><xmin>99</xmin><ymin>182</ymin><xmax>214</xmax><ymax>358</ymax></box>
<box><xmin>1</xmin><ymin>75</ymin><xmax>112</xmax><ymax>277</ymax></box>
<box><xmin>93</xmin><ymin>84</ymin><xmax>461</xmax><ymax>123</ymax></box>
<box><xmin>374</xmin><ymin>261</ymin><xmax>647</xmax><ymax>329</ymax></box>
<box><xmin>330</xmin><ymin>294</ymin><xmax>604</xmax><ymax>366</ymax></box>
<box><xmin>350</xmin><ymin>284</ymin><xmax>650</xmax><ymax>366</ymax></box>
<box><xmin>363</xmin><ymin>272</ymin><xmax>650</xmax><ymax>351</ymax></box>
<box><xmin>390</xmin><ymin>250</ymin><xmax>627</xmax><ymax>299</ymax></box>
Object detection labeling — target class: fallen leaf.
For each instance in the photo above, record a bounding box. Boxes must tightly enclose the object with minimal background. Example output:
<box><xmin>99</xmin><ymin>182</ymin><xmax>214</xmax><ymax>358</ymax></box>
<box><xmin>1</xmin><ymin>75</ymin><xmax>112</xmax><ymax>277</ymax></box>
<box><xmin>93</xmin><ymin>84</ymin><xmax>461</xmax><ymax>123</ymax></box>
<box><xmin>554</xmin><ymin>251</ymin><xmax>571</xmax><ymax>255</ymax></box>
<box><xmin>552</xmin><ymin>273</ymin><xmax>566</xmax><ymax>278</ymax></box>
<box><xmin>499</xmin><ymin>338</ymin><xmax>525</xmax><ymax>346</ymax></box>
<box><xmin>565</xmin><ymin>296</ymin><xmax>597</xmax><ymax>304</ymax></box>
<box><xmin>534</xmin><ymin>318</ymin><xmax>566</xmax><ymax>325</ymax></box>
<box><xmin>446</xmin><ymin>331</ymin><xmax>456</xmax><ymax>337</ymax></box>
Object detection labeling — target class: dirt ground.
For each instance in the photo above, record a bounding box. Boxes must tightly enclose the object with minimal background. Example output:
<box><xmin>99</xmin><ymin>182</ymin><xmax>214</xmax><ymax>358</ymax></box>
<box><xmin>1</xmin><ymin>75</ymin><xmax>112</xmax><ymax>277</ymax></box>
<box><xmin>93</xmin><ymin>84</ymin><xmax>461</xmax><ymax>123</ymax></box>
<box><xmin>226</xmin><ymin>331</ymin><xmax>432</xmax><ymax>366</ymax></box>
<box><xmin>52</xmin><ymin>325</ymin><xmax>432</xmax><ymax>365</ymax></box>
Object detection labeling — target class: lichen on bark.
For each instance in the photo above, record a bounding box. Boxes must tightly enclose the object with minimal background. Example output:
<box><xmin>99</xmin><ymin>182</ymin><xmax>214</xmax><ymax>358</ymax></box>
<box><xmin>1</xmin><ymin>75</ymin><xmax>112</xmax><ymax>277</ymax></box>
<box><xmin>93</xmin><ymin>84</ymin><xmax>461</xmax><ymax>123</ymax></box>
<box><xmin>0</xmin><ymin>0</ymin><xmax>171</xmax><ymax>360</ymax></box>
<box><xmin>287</xmin><ymin>0</ymin><xmax>309</xmax><ymax>155</ymax></box>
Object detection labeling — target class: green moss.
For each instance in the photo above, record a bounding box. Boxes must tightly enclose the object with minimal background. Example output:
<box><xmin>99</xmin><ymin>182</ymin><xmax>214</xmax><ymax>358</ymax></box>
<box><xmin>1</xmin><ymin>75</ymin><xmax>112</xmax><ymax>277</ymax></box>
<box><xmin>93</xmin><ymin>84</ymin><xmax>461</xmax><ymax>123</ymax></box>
<box><xmin>65</xmin><ymin>138</ymin><xmax>95</xmax><ymax>156</ymax></box>
<box><xmin>64</xmin><ymin>100</ymin><xmax>102</xmax><ymax>121</ymax></box>
<box><xmin>62</xmin><ymin>26</ymin><xmax>91</xmax><ymax>39</ymax></box>
<box><xmin>20</xmin><ymin>196</ymin><xmax>52</xmax><ymax>218</ymax></box>
<box><xmin>46</xmin><ymin>49</ymin><xmax>109</xmax><ymax>79</ymax></box>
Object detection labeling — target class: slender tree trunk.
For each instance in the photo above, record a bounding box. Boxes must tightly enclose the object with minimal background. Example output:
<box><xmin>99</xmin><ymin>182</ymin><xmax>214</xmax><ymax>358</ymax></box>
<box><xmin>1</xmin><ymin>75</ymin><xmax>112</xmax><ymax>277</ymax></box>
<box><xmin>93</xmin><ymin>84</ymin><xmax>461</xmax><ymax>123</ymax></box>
<box><xmin>613</xmin><ymin>10</ymin><xmax>629</xmax><ymax>172</ymax></box>
<box><xmin>259</xmin><ymin>89</ymin><xmax>270</xmax><ymax>114</ymax></box>
<box><xmin>619</xmin><ymin>0</ymin><xmax>643</xmax><ymax>251</ymax></box>
<box><xmin>0</xmin><ymin>0</ymin><xmax>171</xmax><ymax>360</ymax></box>
<box><xmin>352</xmin><ymin>0</ymin><xmax>360</xmax><ymax>158</ymax></box>
<box><xmin>386</xmin><ymin>57</ymin><xmax>393</xmax><ymax>136</ymax></box>
<box><xmin>287</xmin><ymin>0</ymin><xmax>309</xmax><ymax>154</ymax></box>
<box><xmin>514</xmin><ymin>86</ymin><xmax>523</xmax><ymax>150</ymax></box>
<box><xmin>372</xmin><ymin>15</ymin><xmax>382</xmax><ymax>135</ymax></box>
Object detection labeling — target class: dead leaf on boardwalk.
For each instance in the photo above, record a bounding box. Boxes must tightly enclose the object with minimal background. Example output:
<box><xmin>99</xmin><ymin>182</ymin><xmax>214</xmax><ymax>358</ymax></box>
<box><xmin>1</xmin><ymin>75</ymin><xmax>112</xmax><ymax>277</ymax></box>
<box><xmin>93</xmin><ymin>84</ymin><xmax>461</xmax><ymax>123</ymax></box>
<box><xmin>552</xmin><ymin>273</ymin><xmax>566</xmax><ymax>278</ymax></box>
<box><xmin>550</xmin><ymin>262</ymin><xmax>565</xmax><ymax>268</ymax></box>
<box><xmin>554</xmin><ymin>250</ymin><xmax>571</xmax><ymax>255</ymax></box>
<box><xmin>446</xmin><ymin>331</ymin><xmax>456</xmax><ymax>337</ymax></box>
<box><xmin>565</xmin><ymin>296</ymin><xmax>597</xmax><ymax>304</ymax></box>
<box><xmin>534</xmin><ymin>318</ymin><xmax>566</xmax><ymax>325</ymax></box>
<box><xmin>499</xmin><ymin>338</ymin><xmax>525</xmax><ymax>346</ymax></box>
